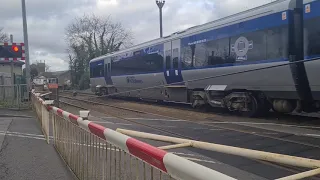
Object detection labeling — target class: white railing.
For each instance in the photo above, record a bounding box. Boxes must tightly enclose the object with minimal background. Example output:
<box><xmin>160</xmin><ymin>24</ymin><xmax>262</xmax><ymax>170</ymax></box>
<box><xmin>31</xmin><ymin>90</ymin><xmax>235</xmax><ymax>180</ymax></box>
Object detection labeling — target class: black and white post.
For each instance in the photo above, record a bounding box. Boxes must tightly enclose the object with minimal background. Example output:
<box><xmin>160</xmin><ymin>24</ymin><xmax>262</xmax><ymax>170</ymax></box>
<box><xmin>156</xmin><ymin>0</ymin><xmax>165</xmax><ymax>38</ymax></box>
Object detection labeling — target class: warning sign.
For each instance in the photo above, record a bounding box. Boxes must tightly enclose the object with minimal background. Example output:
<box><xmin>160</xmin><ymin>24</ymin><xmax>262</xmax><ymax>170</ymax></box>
<box><xmin>305</xmin><ymin>4</ymin><xmax>311</xmax><ymax>13</ymax></box>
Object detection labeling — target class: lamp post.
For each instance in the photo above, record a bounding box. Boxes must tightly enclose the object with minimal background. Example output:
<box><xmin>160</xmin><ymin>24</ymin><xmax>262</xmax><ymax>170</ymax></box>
<box><xmin>156</xmin><ymin>0</ymin><xmax>165</xmax><ymax>38</ymax></box>
<box><xmin>21</xmin><ymin>0</ymin><xmax>30</xmax><ymax>91</ymax></box>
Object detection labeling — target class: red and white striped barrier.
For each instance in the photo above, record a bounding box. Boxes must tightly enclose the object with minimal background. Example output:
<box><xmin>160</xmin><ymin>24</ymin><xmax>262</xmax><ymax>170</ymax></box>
<box><xmin>32</xmin><ymin>91</ymin><xmax>236</xmax><ymax>180</ymax></box>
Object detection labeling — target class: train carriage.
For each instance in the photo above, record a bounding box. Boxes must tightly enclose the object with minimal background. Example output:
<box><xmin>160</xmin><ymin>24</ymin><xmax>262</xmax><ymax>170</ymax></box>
<box><xmin>90</xmin><ymin>0</ymin><xmax>320</xmax><ymax>117</ymax></box>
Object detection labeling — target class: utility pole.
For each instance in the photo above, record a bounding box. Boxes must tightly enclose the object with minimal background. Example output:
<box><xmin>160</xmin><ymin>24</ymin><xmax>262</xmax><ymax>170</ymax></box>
<box><xmin>10</xmin><ymin>34</ymin><xmax>14</xmax><ymax>86</ymax></box>
<box><xmin>21</xmin><ymin>0</ymin><xmax>30</xmax><ymax>91</ymax></box>
<box><xmin>156</xmin><ymin>0</ymin><xmax>165</xmax><ymax>38</ymax></box>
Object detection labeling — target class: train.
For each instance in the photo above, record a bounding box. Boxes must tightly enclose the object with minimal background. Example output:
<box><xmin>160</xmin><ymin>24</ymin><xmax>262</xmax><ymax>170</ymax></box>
<box><xmin>89</xmin><ymin>0</ymin><xmax>320</xmax><ymax>117</ymax></box>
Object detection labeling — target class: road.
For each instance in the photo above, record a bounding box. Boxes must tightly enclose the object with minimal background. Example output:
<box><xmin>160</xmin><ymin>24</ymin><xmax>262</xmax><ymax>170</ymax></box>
<box><xmin>59</xmin><ymin>98</ymin><xmax>320</xmax><ymax>180</ymax></box>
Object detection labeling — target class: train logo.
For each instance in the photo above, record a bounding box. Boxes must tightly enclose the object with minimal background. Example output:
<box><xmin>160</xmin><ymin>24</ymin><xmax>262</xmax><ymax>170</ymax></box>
<box><xmin>126</xmin><ymin>76</ymin><xmax>143</xmax><ymax>84</ymax></box>
<box><xmin>144</xmin><ymin>47</ymin><xmax>159</xmax><ymax>54</ymax></box>
<box><xmin>231</xmin><ymin>36</ymin><xmax>253</xmax><ymax>61</ymax></box>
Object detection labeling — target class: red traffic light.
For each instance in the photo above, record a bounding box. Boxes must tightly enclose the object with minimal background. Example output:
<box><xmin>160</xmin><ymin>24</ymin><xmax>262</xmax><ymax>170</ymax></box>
<box><xmin>12</xmin><ymin>45</ymin><xmax>19</xmax><ymax>52</ymax></box>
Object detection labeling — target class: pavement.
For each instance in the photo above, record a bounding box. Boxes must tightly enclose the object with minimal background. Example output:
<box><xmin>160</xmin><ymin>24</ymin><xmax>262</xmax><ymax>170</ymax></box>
<box><xmin>0</xmin><ymin>109</ymin><xmax>75</xmax><ymax>180</ymax></box>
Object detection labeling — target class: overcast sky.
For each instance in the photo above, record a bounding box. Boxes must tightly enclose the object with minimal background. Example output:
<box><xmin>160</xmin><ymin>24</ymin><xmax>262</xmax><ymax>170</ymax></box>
<box><xmin>0</xmin><ymin>0</ymin><xmax>275</xmax><ymax>71</ymax></box>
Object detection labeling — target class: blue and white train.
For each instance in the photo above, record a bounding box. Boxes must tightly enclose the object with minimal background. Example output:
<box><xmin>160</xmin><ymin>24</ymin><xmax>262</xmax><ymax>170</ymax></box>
<box><xmin>89</xmin><ymin>0</ymin><xmax>320</xmax><ymax>117</ymax></box>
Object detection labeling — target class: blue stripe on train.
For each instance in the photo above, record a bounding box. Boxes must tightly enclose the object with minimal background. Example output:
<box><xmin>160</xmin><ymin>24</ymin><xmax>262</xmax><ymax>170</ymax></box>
<box><xmin>181</xmin><ymin>11</ymin><xmax>290</xmax><ymax>47</ymax></box>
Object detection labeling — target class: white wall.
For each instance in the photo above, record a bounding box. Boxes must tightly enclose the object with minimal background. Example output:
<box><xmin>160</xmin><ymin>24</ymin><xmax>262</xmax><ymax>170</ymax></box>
<box><xmin>0</xmin><ymin>63</ymin><xmax>23</xmax><ymax>75</ymax></box>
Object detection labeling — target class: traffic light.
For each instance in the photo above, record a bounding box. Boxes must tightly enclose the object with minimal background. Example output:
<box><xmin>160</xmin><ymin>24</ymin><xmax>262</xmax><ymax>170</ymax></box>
<box><xmin>0</xmin><ymin>43</ymin><xmax>25</xmax><ymax>61</ymax></box>
<box><xmin>12</xmin><ymin>45</ymin><xmax>19</xmax><ymax>52</ymax></box>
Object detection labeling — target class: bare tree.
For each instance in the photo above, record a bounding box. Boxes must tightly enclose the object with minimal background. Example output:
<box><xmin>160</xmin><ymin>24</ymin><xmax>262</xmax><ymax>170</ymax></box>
<box><xmin>45</xmin><ymin>64</ymin><xmax>50</xmax><ymax>72</ymax></box>
<box><xmin>66</xmin><ymin>14</ymin><xmax>133</xmax><ymax>88</ymax></box>
<box><xmin>0</xmin><ymin>28</ymin><xmax>9</xmax><ymax>42</ymax></box>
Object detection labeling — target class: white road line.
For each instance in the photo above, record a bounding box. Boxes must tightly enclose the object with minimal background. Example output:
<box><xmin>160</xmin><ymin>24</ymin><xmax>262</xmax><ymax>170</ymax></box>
<box><xmin>304</xmin><ymin>134</ymin><xmax>320</xmax><ymax>138</ymax></box>
<box><xmin>208</xmin><ymin>129</ymin><xmax>224</xmax><ymax>131</ymax></box>
<box><xmin>251</xmin><ymin>132</ymin><xmax>279</xmax><ymax>135</ymax></box>
<box><xmin>182</xmin><ymin>157</ymin><xmax>217</xmax><ymax>164</ymax></box>
<box><xmin>126</xmin><ymin>117</ymin><xmax>186</xmax><ymax>122</ymax></box>
<box><xmin>0</xmin><ymin>131</ymin><xmax>45</xmax><ymax>137</ymax></box>
<box><xmin>204</xmin><ymin>121</ymin><xmax>320</xmax><ymax>129</ymax></box>
<box><xmin>93</xmin><ymin>121</ymin><xmax>133</xmax><ymax>126</ymax></box>
<box><xmin>0</xmin><ymin>132</ymin><xmax>47</xmax><ymax>140</ymax></box>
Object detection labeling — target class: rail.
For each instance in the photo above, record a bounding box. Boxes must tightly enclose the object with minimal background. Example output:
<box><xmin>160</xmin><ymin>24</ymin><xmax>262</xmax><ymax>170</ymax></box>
<box><xmin>31</xmin><ymin>90</ymin><xmax>235</xmax><ymax>180</ymax></box>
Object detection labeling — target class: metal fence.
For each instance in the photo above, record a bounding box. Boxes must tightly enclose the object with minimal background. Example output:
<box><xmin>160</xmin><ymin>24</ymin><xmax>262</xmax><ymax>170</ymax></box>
<box><xmin>53</xmin><ymin>115</ymin><xmax>173</xmax><ymax>180</ymax></box>
<box><xmin>0</xmin><ymin>84</ymin><xmax>30</xmax><ymax>109</ymax></box>
<box><xmin>31</xmin><ymin>91</ymin><xmax>235</xmax><ymax>180</ymax></box>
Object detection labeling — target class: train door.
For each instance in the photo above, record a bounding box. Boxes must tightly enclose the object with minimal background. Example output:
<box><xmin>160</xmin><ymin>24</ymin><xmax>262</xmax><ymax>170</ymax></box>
<box><xmin>164</xmin><ymin>39</ymin><xmax>184</xmax><ymax>85</ymax></box>
<box><xmin>104</xmin><ymin>57</ymin><xmax>112</xmax><ymax>85</ymax></box>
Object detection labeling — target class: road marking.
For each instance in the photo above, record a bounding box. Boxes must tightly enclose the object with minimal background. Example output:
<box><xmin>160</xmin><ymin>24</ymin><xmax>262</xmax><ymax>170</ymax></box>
<box><xmin>208</xmin><ymin>128</ymin><xmax>224</xmax><ymax>131</ymax></box>
<box><xmin>251</xmin><ymin>132</ymin><xmax>279</xmax><ymax>135</ymax></box>
<box><xmin>93</xmin><ymin>121</ymin><xmax>133</xmax><ymax>126</ymax></box>
<box><xmin>0</xmin><ymin>131</ymin><xmax>45</xmax><ymax>137</ymax></box>
<box><xmin>0</xmin><ymin>132</ymin><xmax>49</xmax><ymax>140</ymax></box>
<box><xmin>304</xmin><ymin>134</ymin><xmax>320</xmax><ymax>138</ymax></box>
<box><xmin>182</xmin><ymin>157</ymin><xmax>217</xmax><ymax>164</ymax></box>
<box><xmin>203</xmin><ymin>121</ymin><xmax>320</xmax><ymax>129</ymax></box>
<box><xmin>126</xmin><ymin>117</ymin><xmax>186</xmax><ymax>122</ymax></box>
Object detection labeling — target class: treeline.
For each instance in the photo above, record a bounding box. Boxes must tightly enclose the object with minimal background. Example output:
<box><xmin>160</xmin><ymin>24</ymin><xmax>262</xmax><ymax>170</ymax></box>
<box><xmin>66</xmin><ymin>14</ymin><xmax>133</xmax><ymax>90</ymax></box>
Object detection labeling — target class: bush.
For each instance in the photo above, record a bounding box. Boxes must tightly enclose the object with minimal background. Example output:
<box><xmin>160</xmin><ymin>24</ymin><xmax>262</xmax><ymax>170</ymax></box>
<box><xmin>79</xmin><ymin>73</ymin><xmax>90</xmax><ymax>90</ymax></box>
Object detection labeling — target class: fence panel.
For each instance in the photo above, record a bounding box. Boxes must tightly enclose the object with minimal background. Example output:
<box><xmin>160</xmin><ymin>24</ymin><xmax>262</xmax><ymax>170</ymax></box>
<box><xmin>0</xmin><ymin>84</ymin><xmax>30</xmax><ymax>109</ymax></box>
<box><xmin>52</xmin><ymin>114</ymin><xmax>174</xmax><ymax>180</ymax></box>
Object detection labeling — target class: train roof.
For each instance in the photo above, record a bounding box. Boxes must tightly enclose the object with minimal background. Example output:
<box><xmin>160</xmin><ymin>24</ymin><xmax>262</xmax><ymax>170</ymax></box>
<box><xmin>304</xmin><ymin>0</ymin><xmax>318</xmax><ymax>4</ymax></box>
<box><xmin>90</xmin><ymin>0</ymin><xmax>297</xmax><ymax>64</ymax></box>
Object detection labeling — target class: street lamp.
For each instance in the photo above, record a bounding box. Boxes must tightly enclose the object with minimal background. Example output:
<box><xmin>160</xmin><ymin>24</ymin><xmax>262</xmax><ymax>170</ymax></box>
<box><xmin>21</xmin><ymin>0</ymin><xmax>31</xmax><ymax>91</ymax></box>
<box><xmin>156</xmin><ymin>0</ymin><xmax>165</xmax><ymax>38</ymax></box>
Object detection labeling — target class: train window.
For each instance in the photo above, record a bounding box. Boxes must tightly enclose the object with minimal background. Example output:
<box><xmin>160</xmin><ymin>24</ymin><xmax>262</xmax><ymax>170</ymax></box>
<box><xmin>172</xmin><ymin>48</ymin><xmax>179</xmax><ymax>69</ymax></box>
<box><xmin>190</xmin><ymin>38</ymin><xmax>231</xmax><ymax>68</ymax></box>
<box><xmin>205</xmin><ymin>38</ymin><xmax>233</xmax><ymax>65</ymax></box>
<box><xmin>111</xmin><ymin>50</ymin><xmax>164</xmax><ymax>76</ymax></box>
<box><xmin>165</xmin><ymin>50</ymin><xmax>171</xmax><ymax>69</ymax></box>
<box><xmin>266</xmin><ymin>26</ymin><xmax>288</xmax><ymax>60</ymax></box>
<box><xmin>230</xmin><ymin>30</ymin><xmax>267</xmax><ymax>62</ymax></box>
<box><xmin>304</xmin><ymin>16</ymin><xmax>320</xmax><ymax>58</ymax></box>
<box><xmin>194</xmin><ymin>43</ymin><xmax>208</xmax><ymax>67</ymax></box>
<box><xmin>181</xmin><ymin>45</ymin><xmax>195</xmax><ymax>68</ymax></box>
<box><xmin>91</xmin><ymin>65</ymin><xmax>104</xmax><ymax>77</ymax></box>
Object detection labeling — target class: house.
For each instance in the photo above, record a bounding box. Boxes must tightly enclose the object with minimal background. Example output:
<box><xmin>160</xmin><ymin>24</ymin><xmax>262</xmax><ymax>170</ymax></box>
<box><xmin>39</xmin><ymin>70</ymin><xmax>71</xmax><ymax>89</ymax></box>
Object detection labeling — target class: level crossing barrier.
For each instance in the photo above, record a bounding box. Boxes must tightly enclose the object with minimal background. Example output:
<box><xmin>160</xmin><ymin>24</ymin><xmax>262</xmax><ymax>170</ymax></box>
<box><xmin>31</xmin><ymin>90</ymin><xmax>235</xmax><ymax>180</ymax></box>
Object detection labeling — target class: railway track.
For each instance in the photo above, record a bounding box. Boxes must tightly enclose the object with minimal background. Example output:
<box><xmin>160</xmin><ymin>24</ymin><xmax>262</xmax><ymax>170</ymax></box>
<box><xmin>58</xmin><ymin>92</ymin><xmax>320</xmax><ymax>180</ymax></box>
<box><xmin>61</xmin><ymin>91</ymin><xmax>320</xmax><ymax>126</ymax></box>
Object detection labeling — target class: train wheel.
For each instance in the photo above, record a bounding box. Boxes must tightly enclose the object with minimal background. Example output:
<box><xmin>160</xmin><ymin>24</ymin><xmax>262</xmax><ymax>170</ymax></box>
<box><xmin>240</xmin><ymin>94</ymin><xmax>259</xmax><ymax>117</ymax></box>
<box><xmin>101</xmin><ymin>88</ymin><xmax>108</xmax><ymax>95</ymax></box>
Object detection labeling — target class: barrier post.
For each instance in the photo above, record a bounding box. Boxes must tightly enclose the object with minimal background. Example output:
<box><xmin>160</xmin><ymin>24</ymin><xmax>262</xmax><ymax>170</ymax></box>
<box><xmin>42</xmin><ymin>100</ymin><xmax>54</xmax><ymax>144</ymax></box>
